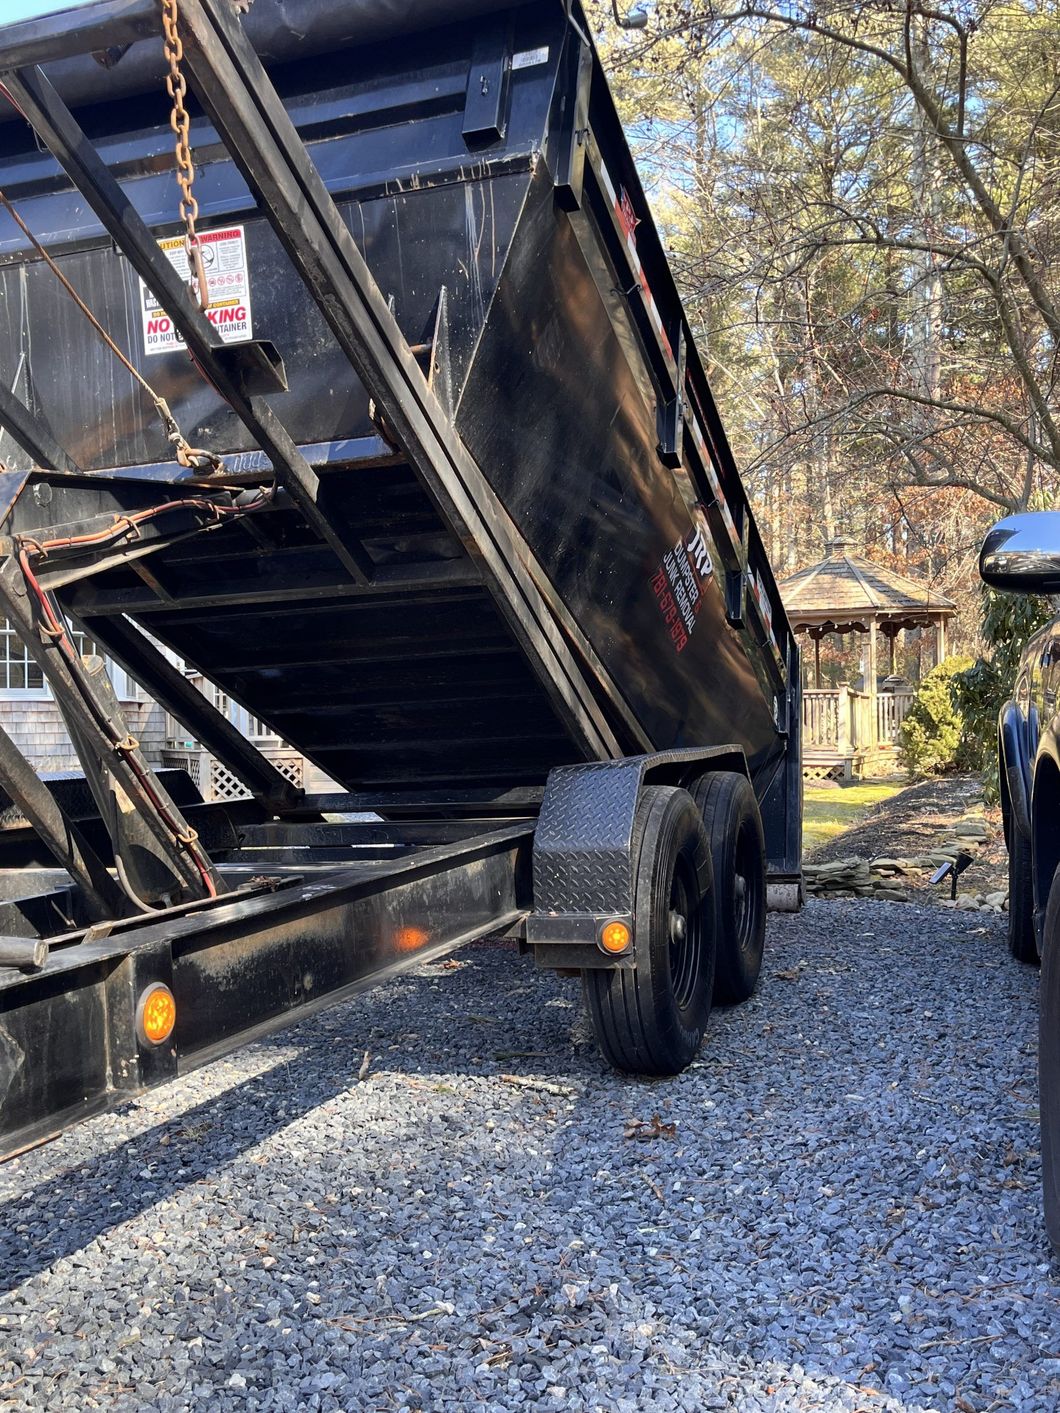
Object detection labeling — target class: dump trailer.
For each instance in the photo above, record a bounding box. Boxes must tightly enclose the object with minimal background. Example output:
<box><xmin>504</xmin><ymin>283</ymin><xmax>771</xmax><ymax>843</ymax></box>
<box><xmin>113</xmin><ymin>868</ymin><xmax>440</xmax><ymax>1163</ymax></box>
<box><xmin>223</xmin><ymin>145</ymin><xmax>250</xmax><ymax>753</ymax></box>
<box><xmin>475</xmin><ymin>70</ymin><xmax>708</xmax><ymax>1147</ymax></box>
<box><xmin>0</xmin><ymin>0</ymin><xmax>800</xmax><ymax>1157</ymax></box>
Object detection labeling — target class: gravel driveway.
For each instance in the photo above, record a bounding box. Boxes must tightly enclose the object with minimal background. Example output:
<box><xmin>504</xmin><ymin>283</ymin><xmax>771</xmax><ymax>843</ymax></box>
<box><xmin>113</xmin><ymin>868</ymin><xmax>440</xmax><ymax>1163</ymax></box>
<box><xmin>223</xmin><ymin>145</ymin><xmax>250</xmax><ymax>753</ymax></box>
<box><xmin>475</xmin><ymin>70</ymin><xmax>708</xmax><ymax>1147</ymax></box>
<box><xmin>2</xmin><ymin>899</ymin><xmax>1059</xmax><ymax>1412</ymax></box>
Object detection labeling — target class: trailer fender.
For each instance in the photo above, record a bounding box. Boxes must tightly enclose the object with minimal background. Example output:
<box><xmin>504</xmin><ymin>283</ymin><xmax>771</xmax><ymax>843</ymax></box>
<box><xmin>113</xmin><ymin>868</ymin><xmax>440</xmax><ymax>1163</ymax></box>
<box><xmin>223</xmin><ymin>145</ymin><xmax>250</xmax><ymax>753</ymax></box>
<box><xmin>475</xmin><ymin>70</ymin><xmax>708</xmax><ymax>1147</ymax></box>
<box><xmin>527</xmin><ymin>746</ymin><xmax>746</xmax><ymax>969</ymax></box>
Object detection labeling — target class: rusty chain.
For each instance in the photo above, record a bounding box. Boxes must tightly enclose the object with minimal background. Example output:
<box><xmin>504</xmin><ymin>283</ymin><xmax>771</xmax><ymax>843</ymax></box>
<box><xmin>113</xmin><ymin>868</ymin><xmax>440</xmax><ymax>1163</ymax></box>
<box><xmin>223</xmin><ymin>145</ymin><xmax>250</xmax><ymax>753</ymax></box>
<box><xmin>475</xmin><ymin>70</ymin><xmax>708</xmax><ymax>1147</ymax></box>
<box><xmin>161</xmin><ymin>0</ymin><xmax>209</xmax><ymax>310</ymax></box>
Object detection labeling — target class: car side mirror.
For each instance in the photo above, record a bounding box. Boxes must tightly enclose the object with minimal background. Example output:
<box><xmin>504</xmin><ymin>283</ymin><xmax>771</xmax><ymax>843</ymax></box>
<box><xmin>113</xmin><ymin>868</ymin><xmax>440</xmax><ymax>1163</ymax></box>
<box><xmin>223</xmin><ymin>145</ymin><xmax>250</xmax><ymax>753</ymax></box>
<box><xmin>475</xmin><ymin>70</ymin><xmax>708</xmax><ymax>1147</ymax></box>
<box><xmin>980</xmin><ymin>512</ymin><xmax>1060</xmax><ymax>593</ymax></box>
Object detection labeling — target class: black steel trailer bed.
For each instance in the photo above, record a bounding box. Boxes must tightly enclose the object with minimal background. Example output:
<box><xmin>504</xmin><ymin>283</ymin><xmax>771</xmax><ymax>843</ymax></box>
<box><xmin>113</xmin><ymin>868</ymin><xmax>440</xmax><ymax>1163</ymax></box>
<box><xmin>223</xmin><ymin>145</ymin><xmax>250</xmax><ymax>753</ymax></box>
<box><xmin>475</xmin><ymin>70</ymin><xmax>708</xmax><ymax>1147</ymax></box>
<box><xmin>0</xmin><ymin>0</ymin><xmax>800</xmax><ymax>1156</ymax></box>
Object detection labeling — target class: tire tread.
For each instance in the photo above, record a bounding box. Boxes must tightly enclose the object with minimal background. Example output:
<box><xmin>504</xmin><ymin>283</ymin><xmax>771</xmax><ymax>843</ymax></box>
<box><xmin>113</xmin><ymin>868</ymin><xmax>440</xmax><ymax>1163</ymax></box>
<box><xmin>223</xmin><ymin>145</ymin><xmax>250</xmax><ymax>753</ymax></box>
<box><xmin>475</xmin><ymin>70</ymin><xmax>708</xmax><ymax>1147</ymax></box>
<box><xmin>1008</xmin><ymin>823</ymin><xmax>1038</xmax><ymax>964</ymax></box>
<box><xmin>692</xmin><ymin>771</ymin><xmax>766</xmax><ymax>1004</ymax></box>
<box><xmin>584</xmin><ymin>785</ymin><xmax>714</xmax><ymax>1076</ymax></box>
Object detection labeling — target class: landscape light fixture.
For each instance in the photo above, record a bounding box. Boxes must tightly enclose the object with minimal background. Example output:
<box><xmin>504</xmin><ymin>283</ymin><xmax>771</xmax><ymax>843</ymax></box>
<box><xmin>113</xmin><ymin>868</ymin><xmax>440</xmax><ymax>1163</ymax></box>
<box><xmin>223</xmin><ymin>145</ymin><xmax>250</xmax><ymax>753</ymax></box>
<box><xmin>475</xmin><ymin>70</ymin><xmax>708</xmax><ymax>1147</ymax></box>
<box><xmin>931</xmin><ymin>851</ymin><xmax>975</xmax><ymax>901</ymax></box>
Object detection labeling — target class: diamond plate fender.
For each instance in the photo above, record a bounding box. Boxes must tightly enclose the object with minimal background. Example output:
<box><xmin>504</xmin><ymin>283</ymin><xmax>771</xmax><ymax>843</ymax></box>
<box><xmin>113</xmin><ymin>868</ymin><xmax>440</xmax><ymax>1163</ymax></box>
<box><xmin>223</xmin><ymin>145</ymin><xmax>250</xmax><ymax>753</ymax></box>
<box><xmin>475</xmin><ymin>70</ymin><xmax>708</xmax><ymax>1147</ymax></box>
<box><xmin>531</xmin><ymin>746</ymin><xmax>747</xmax><ymax>916</ymax></box>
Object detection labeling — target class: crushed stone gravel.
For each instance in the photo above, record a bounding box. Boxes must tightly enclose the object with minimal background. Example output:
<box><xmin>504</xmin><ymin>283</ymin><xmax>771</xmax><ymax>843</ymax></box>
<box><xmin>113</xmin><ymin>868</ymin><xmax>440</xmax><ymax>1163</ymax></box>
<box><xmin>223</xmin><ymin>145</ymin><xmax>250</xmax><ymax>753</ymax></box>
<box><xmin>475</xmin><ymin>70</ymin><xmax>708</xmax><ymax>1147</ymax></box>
<box><xmin>2</xmin><ymin>898</ymin><xmax>1060</xmax><ymax>1411</ymax></box>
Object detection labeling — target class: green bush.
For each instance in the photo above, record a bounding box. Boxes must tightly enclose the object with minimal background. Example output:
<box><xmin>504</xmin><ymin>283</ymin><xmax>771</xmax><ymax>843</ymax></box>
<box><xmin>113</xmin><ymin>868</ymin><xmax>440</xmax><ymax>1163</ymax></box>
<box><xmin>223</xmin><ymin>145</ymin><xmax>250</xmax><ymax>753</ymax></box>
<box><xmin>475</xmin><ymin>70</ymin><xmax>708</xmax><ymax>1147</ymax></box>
<box><xmin>897</xmin><ymin>655</ymin><xmax>975</xmax><ymax>778</ymax></box>
<box><xmin>950</xmin><ymin>586</ymin><xmax>1053</xmax><ymax>802</ymax></box>
<box><xmin>950</xmin><ymin>656</ymin><xmax>1006</xmax><ymax>797</ymax></box>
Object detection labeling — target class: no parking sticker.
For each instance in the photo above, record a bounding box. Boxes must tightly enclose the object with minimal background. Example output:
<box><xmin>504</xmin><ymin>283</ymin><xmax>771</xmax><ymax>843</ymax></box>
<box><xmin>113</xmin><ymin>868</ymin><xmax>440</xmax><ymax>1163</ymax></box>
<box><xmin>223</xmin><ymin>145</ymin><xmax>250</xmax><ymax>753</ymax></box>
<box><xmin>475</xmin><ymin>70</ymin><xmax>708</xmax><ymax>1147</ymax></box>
<box><xmin>140</xmin><ymin>225</ymin><xmax>253</xmax><ymax>356</ymax></box>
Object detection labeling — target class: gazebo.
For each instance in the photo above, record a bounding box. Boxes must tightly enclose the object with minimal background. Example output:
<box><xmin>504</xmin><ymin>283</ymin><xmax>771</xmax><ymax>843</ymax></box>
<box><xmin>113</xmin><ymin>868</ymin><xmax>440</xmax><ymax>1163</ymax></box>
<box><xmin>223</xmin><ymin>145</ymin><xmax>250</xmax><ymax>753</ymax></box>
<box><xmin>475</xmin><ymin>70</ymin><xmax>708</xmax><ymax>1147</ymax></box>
<box><xmin>779</xmin><ymin>537</ymin><xmax>957</xmax><ymax>778</ymax></box>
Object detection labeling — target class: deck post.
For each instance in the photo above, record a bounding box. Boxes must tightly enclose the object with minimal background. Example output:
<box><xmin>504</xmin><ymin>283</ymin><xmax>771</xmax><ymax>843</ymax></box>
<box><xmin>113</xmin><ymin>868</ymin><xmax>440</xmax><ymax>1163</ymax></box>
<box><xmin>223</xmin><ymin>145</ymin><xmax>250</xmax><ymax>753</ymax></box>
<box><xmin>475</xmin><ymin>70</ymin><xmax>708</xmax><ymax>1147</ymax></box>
<box><xmin>867</xmin><ymin>620</ymin><xmax>878</xmax><ymax>750</ymax></box>
<box><xmin>836</xmin><ymin>685</ymin><xmax>851</xmax><ymax>755</ymax></box>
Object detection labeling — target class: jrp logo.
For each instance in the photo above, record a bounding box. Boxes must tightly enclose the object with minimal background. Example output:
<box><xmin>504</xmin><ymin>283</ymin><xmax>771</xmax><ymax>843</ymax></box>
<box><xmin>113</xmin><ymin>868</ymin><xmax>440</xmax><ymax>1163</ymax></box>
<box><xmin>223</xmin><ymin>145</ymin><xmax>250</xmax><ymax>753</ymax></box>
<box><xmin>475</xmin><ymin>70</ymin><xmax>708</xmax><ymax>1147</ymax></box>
<box><xmin>687</xmin><ymin>525</ymin><xmax>713</xmax><ymax>581</ymax></box>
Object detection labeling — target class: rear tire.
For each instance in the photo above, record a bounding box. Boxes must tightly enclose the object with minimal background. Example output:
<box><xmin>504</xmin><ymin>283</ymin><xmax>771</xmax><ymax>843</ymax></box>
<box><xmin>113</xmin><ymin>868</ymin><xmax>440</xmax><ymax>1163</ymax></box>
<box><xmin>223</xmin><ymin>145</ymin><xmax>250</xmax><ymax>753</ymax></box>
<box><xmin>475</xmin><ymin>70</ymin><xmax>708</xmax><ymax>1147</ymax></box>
<box><xmin>584</xmin><ymin>785</ymin><xmax>715</xmax><ymax>1076</ymax></box>
<box><xmin>1008</xmin><ymin>822</ymin><xmax>1038</xmax><ymax>964</ymax></box>
<box><xmin>691</xmin><ymin>772</ymin><xmax>767</xmax><ymax>1003</ymax></box>
<box><xmin>1038</xmin><ymin>863</ymin><xmax>1060</xmax><ymax>1255</ymax></box>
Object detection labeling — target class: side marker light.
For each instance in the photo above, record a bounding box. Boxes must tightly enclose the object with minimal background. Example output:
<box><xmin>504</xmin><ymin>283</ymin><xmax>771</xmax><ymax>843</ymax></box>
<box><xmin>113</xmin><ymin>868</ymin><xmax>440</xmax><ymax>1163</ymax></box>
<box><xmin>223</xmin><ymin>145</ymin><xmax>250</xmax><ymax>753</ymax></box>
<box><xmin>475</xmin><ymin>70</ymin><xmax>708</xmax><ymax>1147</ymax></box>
<box><xmin>137</xmin><ymin>983</ymin><xmax>177</xmax><ymax>1046</ymax></box>
<box><xmin>599</xmin><ymin>920</ymin><xmax>632</xmax><ymax>954</ymax></box>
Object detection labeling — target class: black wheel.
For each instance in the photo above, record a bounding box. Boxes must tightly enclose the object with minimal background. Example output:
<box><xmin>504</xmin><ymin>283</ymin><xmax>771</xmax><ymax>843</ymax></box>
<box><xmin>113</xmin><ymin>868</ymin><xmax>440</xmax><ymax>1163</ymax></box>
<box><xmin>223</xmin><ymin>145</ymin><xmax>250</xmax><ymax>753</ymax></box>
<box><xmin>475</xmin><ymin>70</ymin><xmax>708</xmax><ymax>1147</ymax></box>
<box><xmin>1039</xmin><ymin>863</ymin><xmax>1060</xmax><ymax>1255</ymax></box>
<box><xmin>1008</xmin><ymin>822</ymin><xmax>1038</xmax><ymax>964</ymax></box>
<box><xmin>691</xmin><ymin>771</ymin><xmax>766</xmax><ymax>1004</ymax></box>
<box><xmin>583</xmin><ymin>785</ymin><xmax>715</xmax><ymax>1076</ymax></box>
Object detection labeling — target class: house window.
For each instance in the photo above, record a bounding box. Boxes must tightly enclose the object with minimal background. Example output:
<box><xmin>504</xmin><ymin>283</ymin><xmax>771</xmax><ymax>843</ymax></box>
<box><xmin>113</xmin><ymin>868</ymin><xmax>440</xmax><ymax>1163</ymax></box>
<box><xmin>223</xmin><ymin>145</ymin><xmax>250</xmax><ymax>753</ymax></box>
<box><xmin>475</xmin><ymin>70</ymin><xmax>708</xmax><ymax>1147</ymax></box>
<box><xmin>0</xmin><ymin>617</ymin><xmax>108</xmax><ymax>698</ymax></box>
<box><xmin>0</xmin><ymin>618</ymin><xmax>45</xmax><ymax>692</ymax></box>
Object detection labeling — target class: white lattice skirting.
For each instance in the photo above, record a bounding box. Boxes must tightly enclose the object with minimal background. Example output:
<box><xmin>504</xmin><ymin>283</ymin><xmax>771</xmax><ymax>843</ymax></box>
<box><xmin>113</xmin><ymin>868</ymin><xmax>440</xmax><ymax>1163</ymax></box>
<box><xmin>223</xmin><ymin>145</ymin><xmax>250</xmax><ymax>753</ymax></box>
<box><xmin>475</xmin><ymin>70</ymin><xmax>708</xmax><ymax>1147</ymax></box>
<box><xmin>162</xmin><ymin>747</ymin><xmax>304</xmax><ymax>802</ymax></box>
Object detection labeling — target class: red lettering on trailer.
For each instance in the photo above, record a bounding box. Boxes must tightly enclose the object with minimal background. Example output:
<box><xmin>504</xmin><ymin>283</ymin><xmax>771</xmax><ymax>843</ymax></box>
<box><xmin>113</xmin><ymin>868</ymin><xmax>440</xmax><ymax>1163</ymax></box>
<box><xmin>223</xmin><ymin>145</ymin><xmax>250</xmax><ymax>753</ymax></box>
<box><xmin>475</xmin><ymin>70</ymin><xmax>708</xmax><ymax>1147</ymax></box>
<box><xmin>651</xmin><ymin>572</ymin><xmax>688</xmax><ymax>652</ymax></box>
<box><xmin>617</xmin><ymin>187</ymin><xmax>640</xmax><ymax>245</ymax></box>
<box><xmin>147</xmin><ymin>317</ymin><xmax>171</xmax><ymax>335</ymax></box>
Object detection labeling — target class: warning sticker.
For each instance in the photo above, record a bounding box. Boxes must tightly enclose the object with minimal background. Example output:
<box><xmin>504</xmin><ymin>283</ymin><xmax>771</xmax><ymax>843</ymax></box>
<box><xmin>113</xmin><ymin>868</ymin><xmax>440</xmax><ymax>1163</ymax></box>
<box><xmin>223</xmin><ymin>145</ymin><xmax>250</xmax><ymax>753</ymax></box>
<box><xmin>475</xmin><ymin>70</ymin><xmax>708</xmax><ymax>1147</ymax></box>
<box><xmin>512</xmin><ymin>47</ymin><xmax>549</xmax><ymax>69</ymax></box>
<box><xmin>140</xmin><ymin>225</ymin><xmax>253</xmax><ymax>356</ymax></box>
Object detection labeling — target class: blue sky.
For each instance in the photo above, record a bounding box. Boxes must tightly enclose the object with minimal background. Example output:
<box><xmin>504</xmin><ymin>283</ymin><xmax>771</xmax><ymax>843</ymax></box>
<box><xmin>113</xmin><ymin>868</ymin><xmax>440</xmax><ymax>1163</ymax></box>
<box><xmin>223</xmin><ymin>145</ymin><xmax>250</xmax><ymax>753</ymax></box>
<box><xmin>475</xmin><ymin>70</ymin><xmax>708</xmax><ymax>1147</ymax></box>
<box><xmin>3</xmin><ymin>0</ymin><xmax>100</xmax><ymax>21</ymax></box>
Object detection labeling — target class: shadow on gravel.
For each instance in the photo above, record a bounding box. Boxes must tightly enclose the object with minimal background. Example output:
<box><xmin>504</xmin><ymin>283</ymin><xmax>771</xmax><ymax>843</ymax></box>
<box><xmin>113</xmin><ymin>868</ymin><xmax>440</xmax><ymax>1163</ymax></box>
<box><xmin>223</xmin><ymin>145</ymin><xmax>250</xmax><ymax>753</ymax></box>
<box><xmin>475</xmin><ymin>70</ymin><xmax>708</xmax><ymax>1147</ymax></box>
<box><xmin>0</xmin><ymin>1051</ymin><xmax>358</xmax><ymax>1294</ymax></box>
<box><xmin>4</xmin><ymin>911</ymin><xmax>1060</xmax><ymax>1411</ymax></box>
<box><xmin>0</xmin><ymin>945</ymin><xmax>590</xmax><ymax>1294</ymax></box>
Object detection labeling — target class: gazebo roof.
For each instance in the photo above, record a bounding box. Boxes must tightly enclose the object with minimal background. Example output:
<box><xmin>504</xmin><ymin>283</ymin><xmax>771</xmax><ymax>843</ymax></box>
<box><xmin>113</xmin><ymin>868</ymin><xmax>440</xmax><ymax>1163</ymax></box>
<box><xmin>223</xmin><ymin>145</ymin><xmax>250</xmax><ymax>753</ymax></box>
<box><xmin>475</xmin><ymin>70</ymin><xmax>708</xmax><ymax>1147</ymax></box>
<box><xmin>779</xmin><ymin>537</ymin><xmax>956</xmax><ymax>633</ymax></box>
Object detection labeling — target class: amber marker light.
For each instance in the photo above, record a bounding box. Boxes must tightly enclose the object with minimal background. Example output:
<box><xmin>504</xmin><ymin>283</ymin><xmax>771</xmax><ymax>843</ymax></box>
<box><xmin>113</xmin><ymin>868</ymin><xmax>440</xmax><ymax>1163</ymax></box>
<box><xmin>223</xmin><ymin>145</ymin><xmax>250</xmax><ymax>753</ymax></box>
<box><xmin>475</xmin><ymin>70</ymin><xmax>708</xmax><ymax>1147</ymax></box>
<box><xmin>395</xmin><ymin>925</ymin><xmax>429</xmax><ymax>953</ymax></box>
<box><xmin>599</xmin><ymin>919</ymin><xmax>632</xmax><ymax>954</ymax></box>
<box><xmin>137</xmin><ymin>983</ymin><xmax>177</xmax><ymax>1047</ymax></box>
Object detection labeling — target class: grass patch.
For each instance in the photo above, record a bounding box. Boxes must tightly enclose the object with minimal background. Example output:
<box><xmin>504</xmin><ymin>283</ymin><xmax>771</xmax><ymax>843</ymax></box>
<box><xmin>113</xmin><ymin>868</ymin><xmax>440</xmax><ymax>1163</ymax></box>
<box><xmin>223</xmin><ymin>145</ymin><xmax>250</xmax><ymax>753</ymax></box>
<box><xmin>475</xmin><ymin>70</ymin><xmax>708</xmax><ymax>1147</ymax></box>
<box><xmin>803</xmin><ymin>778</ymin><xmax>906</xmax><ymax>854</ymax></box>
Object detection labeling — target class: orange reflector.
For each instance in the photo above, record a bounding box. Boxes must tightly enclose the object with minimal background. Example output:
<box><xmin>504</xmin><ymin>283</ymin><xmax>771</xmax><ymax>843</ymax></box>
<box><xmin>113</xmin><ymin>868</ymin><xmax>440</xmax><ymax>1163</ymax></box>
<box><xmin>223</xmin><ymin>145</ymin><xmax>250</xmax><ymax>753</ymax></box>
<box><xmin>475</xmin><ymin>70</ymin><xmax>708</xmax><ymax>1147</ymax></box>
<box><xmin>137</xmin><ymin>983</ymin><xmax>177</xmax><ymax>1046</ymax></box>
<box><xmin>599</xmin><ymin>920</ymin><xmax>632</xmax><ymax>954</ymax></box>
<box><xmin>395</xmin><ymin>925</ymin><xmax>429</xmax><ymax>953</ymax></box>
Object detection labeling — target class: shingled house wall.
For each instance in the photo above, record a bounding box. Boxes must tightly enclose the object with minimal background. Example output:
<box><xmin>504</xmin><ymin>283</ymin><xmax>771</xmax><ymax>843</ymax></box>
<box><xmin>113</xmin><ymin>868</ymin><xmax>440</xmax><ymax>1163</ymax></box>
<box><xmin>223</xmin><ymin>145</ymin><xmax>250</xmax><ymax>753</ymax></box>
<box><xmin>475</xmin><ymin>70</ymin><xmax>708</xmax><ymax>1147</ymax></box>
<box><xmin>0</xmin><ymin>695</ymin><xmax>168</xmax><ymax>772</ymax></box>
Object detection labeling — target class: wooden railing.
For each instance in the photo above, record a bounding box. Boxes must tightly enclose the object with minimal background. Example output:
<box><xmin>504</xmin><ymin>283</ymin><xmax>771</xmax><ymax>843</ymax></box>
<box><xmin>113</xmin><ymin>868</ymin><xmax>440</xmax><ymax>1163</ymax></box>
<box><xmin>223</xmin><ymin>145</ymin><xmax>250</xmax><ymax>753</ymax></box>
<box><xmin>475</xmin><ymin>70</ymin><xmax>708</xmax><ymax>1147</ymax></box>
<box><xmin>803</xmin><ymin>688</ymin><xmax>841</xmax><ymax>748</ymax></box>
<box><xmin>877</xmin><ymin>689</ymin><xmax>915</xmax><ymax>745</ymax></box>
<box><xmin>802</xmin><ymin>687</ymin><xmax>915</xmax><ymax>755</ymax></box>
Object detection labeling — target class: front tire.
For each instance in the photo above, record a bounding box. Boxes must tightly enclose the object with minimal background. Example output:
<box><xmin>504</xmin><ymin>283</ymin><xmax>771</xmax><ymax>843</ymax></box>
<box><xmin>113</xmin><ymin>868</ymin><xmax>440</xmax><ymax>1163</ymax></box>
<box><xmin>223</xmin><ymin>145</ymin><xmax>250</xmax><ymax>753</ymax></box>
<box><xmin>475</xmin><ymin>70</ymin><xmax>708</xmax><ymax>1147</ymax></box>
<box><xmin>584</xmin><ymin>785</ymin><xmax>715</xmax><ymax>1076</ymax></box>
<box><xmin>1039</xmin><ymin>863</ymin><xmax>1060</xmax><ymax>1254</ymax></box>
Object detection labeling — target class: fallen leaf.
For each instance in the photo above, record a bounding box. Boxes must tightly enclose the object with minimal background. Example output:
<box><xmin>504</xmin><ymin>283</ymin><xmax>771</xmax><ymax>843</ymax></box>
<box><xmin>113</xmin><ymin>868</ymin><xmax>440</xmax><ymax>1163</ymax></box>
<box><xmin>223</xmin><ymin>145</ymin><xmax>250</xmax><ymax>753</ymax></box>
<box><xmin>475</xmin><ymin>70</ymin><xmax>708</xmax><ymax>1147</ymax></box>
<box><xmin>625</xmin><ymin>1113</ymin><xmax>677</xmax><ymax>1141</ymax></box>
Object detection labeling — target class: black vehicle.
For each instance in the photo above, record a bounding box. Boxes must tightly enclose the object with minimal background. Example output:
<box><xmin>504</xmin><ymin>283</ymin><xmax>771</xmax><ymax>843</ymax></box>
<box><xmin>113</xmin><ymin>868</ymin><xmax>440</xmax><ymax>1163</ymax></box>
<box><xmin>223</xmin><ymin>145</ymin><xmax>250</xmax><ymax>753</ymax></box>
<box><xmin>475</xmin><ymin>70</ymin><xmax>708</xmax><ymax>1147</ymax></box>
<box><xmin>980</xmin><ymin>511</ymin><xmax>1060</xmax><ymax>1252</ymax></box>
<box><xmin>0</xmin><ymin>0</ymin><xmax>801</xmax><ymax>1158</ymax></box>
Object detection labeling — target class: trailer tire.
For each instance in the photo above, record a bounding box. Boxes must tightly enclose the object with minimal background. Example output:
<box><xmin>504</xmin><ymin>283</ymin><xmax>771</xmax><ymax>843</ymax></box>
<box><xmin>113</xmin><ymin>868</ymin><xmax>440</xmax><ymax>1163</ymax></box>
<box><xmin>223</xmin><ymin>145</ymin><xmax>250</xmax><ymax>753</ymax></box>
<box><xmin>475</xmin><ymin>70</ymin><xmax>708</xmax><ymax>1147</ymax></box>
<box><xmin>584</xmin><ymin>785</ymin><xmax>715</xmax><ymax>1076</ymax></box>
<box><xmin>1038</xmin><ymin>862</ymin><xmax>1060</xmax><ymax>1255</ymax></box>
<box><xmin>1007</xmin><ymin>823</ymin><xmax>1038</xmax><ymax>964</ymax></box>
<box><xmin>691</xmin><ymin>771</ymin><xmax>766</xmax><ymax>1004</ymax></box>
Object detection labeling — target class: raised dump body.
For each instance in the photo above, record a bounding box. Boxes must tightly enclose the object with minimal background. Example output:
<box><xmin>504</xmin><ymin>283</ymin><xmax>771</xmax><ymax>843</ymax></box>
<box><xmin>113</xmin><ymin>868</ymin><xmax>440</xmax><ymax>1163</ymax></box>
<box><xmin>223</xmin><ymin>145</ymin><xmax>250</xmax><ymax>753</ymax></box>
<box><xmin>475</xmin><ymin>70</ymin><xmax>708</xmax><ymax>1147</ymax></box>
<box><xmin>0</xmin><ymin>0</ymin><xmax>800</xmax><ymax>1154</ymax></box>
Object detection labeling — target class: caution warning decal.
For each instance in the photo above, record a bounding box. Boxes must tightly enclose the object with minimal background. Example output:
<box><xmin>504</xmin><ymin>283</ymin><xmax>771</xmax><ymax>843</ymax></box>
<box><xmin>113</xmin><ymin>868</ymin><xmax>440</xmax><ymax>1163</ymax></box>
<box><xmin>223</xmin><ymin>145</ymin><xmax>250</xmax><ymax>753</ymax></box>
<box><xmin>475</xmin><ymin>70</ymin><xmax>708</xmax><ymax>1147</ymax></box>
<box><xmin>141</xmin><ymin>225</ymin><xmax>253</xmax><ymax>356</ymax></box>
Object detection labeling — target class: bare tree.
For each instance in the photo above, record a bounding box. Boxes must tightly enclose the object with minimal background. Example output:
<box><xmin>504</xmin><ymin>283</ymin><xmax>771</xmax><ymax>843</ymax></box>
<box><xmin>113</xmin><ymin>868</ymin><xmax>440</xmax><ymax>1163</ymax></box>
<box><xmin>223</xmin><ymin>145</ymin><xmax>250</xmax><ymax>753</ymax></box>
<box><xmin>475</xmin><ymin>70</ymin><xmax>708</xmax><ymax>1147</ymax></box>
<box><xmin>598</xmin><ymin>1</ymin><xmax>1060</xmax><ymax>531</ymax></box>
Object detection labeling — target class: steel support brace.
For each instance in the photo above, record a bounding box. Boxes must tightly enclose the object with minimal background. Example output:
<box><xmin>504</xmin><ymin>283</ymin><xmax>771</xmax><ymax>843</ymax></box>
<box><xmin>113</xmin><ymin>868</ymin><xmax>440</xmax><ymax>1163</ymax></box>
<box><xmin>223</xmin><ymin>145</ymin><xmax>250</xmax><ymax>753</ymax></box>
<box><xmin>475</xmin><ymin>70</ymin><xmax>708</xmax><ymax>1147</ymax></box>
<box><xmin>0</xmin><ymin>556</ymin><xmax>224</xmax><ymax>901</ymax></box>
<box><xmin>66</xmin><ymin>556</ymin><xmax>481</xmax><ymax>617</ymax></box>
<box><xmin>0</xmin><ymin>66</ymin><xmax>373</xmax><ymax>588</ymax></box>
<box><xmin>78</xmin><ymin>612</ymin><xmax>303</xmax><ymax>814</ymax></box>
<box><xmin>0</xmin><ymin>378</ymin><xmax>80</xmax><ymax>474</ymax></box>
<box><xmin>0</xmin><ymin>0</ymin><xmax>158</xmax><ymax>68</ymax></box>
<box><xmin>0</xmin><ymin>718</ymin><xmax>125</xmax><ymax>919</ymax></box>
<box><xmin>174</xmin><ymin>0</ymin><xmax>644</xmax><ymax>761</ymax></box>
